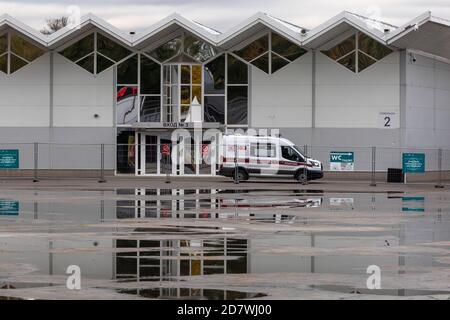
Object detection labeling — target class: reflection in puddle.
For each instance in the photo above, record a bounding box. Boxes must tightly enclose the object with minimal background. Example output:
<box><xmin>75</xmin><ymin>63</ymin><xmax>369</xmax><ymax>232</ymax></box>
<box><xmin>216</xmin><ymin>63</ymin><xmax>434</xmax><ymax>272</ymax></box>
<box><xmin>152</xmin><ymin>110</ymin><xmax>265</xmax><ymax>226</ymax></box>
<box><xmin>116</xmin><ymin>233</ymin><xmax>247</xmax><ymax>280</ymax></box>
<box><xmin>117</xmin><ymin>288</ymin><xmax>266</xmax><ymax>300</ymax></box>
<box><xmin>116</xmin><ymin>188</ymin><xmax>323</xmax><ymax>220</ymax></box>
<box><xmin>313</xmin><ymin>284</ymin><xmax>450</xmax><ymax>297</ymax></box>
<box><xmin>0</xmin><ymin>187</ymin><xmax>449</xmax><ymax>299</ymax></box>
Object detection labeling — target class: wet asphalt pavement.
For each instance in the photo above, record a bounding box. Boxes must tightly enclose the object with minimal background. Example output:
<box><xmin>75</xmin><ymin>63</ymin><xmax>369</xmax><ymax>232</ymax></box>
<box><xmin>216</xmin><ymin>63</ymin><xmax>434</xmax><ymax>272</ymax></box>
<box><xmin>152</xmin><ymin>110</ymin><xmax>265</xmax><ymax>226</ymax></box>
<box><xmin>0</xmin><ymin>179</ymin><xmax>449</xmax><ymax>300</ymax></box>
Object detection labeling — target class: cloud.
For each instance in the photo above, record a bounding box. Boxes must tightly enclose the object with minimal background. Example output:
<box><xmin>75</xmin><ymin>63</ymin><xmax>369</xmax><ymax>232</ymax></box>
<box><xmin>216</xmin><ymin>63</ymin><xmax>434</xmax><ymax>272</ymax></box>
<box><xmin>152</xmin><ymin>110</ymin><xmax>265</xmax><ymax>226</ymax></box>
<box><xmin>0</xmin><ymin>0</ymin><xmax>448</xmax><ymax>33</ymax></box>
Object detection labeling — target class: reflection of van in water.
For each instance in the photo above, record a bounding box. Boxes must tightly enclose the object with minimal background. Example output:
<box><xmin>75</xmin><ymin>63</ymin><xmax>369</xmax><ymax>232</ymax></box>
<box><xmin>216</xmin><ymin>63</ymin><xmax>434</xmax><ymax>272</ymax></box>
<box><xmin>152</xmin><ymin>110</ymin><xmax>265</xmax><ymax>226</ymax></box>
<box><xmin>219</xmin><ymin>135</ymin><xmax>323</xmax><ymax>182</ymax></box>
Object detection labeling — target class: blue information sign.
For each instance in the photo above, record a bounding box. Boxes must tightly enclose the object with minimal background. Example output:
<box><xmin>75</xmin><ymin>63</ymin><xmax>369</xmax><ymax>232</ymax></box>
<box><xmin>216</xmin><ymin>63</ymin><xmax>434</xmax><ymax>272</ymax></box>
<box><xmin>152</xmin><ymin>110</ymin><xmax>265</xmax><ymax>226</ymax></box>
<box><xmin>0</xmin><ymin>200</ymin><xmax>19</xmax><ymax>216</ymax></box>
<box><xmin>402</xmin><ymin>153</ymin><xmax>425</xmax><ymax>173</ymax></box>
<box><xmin>0</xmin><ymin>149</ymin><xmax>19</xmax><ymax>169</ymax></box>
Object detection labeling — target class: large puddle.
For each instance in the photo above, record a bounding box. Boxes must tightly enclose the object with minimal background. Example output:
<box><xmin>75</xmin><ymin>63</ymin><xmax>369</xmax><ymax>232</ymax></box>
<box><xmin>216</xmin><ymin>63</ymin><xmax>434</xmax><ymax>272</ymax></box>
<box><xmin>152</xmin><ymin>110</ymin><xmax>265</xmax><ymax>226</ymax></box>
<box><xmin>0</xmin><ymin>188</ymin><xmax>449</xmax><ymax>300</ymax></box>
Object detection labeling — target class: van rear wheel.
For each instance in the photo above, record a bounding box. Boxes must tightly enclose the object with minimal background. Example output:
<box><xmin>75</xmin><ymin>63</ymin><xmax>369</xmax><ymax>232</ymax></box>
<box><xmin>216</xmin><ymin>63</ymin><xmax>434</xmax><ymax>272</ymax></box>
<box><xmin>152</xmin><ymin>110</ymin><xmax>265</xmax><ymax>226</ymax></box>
<box><xmin>232</xmin><ymin>169</ymin><xmax>249</xmax><ymax>181</ymax></box>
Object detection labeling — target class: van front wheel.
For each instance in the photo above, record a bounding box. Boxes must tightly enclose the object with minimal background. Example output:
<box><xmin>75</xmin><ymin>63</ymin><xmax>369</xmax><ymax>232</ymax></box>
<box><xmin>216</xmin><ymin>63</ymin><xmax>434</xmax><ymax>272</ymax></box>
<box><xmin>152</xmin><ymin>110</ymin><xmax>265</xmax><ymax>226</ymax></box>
<box><xmin>295</xmin><ymin>169</ymin><xmax>308</xmax><ymax>183</ymax></box>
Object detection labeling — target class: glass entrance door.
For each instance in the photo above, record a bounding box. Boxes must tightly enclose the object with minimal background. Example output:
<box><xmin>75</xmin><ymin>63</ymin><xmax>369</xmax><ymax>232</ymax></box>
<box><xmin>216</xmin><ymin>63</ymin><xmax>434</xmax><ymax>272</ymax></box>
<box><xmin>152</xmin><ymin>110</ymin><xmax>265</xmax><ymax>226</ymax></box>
<box><xmin>144</xmin><ymin>135</ymin><xmax>158</xmax><ymax>174</ymax></box>
<box><xmin>140</xmin><ymin>134</ymin><xmax>161</xmax><ymax>175</ymax></box>
<box><xmin>139</xmin><ymin>132</ymin><xmax>217</xmax><ymax>176</ymax></box>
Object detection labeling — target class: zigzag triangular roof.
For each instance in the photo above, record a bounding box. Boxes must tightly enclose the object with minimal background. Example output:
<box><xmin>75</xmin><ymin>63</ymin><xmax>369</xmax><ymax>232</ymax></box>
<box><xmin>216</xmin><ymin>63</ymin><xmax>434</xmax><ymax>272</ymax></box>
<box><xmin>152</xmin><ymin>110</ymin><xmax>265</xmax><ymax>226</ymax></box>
<box><xmin>1</xmin><ymin>10</ymin><xmax>450</xmax><ymax>58</ymax></box>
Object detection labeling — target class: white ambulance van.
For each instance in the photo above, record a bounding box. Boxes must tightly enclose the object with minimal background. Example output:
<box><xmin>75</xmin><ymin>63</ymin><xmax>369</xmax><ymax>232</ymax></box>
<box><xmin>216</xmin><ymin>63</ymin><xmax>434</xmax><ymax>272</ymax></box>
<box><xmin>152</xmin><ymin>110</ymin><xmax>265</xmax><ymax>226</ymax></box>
<box><xmin>219</xmin><ymin>135</ymin><xmax>323</xmax><ymax>182</ymax></box>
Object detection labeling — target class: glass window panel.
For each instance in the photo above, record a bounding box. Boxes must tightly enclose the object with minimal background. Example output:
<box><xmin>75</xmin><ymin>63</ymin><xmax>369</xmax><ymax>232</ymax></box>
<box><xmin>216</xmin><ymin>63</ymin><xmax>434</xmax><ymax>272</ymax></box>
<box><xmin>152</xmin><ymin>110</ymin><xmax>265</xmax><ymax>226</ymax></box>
<box><xmin>337</xmin><ymin>52</ymin><xmax>356</xmax><ymax>72</ymax></box>
<box><xmin>199</xmin><ymin>141</ymin><xmax>212</xmax><ymax>175</ymax></box>
<box><xmin>60</xmin><ymin>33</ymin><xmax>94</xmax><ymax>62</ymax></box>
<box><xmin>116</xmin><ymin>130</ymin><xmax>135</xmax><ymax>174</ymax></box>
<box><xmin>271</xmin><ymin>33</ymin><xmax>306</xmax><ymax>61</ymax></box>
<box><xmin>149</xmin><ymin>36</ymin><xmax>182</xmax><ymax>62</ymax></box>
<box><xmin>76</xmin><ymin>53</ymin><xmax>95</xmax><ymax>73</ymax></box>
<box><xmin>358</xmin><ymin>32</ymin><xmax>393</xmax><ymax>60</ymax></box>
<box><xmin>227</xmin><ymin>86</ymin><xmax>248</xmax><ymax>125</ymax></box>
<box><xmin>181</xmin><ymin>65</ymin><xmax>190</xmax><ymax>84</ymax></box>
<box><xmin>181</xmin><ymin>105</ymin><xmax>190</xmax><ymax>122</ymax></box>
<box><xmin>0</xmin><ymin>34</ymin><xmax>7</xmax><ymax>54</ymax></box>
<box><xmin>251</xmin><ymin>52</ymin><xmax>269</xmax><ymax>73</ymax></box>
<box><xmin>0</xmin><ymin>54</ymin><xmax>6</xmax><ymax>74</ymax></box>
<box><xmin>204</xmin><ymin>55</ymin><xmax>225</xmax><ymax>94</ymax></box>
<box><xmin>183</xmin><ymin>137</ymin><xmax>197</xmax><ymax>175</ymax></box>
<box><xmin>234</xmin><ymin>35</ymin><xmax>268</xmax><ymax>61</ymax></box>
<box><xmin>192</xmin><ymin>65</ymin><xmax>202</xmax><ymax>85</ymax></box>
<box><xmin>184</xmin><ymin>34</ymin><xmax>217</xmax><ymax>62</ymax></box>
<box><xmin>117</xmin><ymin>86</ymin><xmax>138</xmax><ymax>124</ymax></box>
<box><xmin>140</xmin><ymin>96</ymin><xmax>161</xmax><ymax>122</ymax></box>
<box><xmin>358</xmin><ymin>51</ymin><xmax>377</xmax><ymax>72</ymax></box>
<box><xmin>141</xmin><ymin>55</ymin><xmax>161</xmax><ymax>94</ymax></box>
<box><xmin>251</xmin><ymin>143</ymin><xmax>276</xmax><ymax>157</ymax></box>
<box><xmin>117</xmin><ymin>54</ymin><xmax>138</xmax><ymax>84</ymax></box>
<box><xmin>96</xmin><ymin>54</ymin><xmax>114</xmax><ymax>74</ymax></box>
<box><xmin>11</xmin><ymin>34</ymin><xmax>44</xmax><ymax>62</ymax></box>
<box><xmin>321</xmin><ymin>35</ymin><xmax>356</xmax><ymax>61</ymax></box>
<box><xmin>10</xmin><ymin>54</ymin><xmax>28</xmax><ymax>73</ymax></box>
<box><xmin>97</xmin><ymin>32</ymin><xmax>131</xmax><ymax>62</ymax></box>
<box><xmin>192</xmin><ymin>85</ymin><xmax>202</xmax><ymax>104</ymax></box>
<box><xmin>162</xmin><ymin>105</ymin><xmax>173</xmax><ymax>122</ymax></box>
<box><xmin>227</xmin><ymin>54</ymin><xmax>248</xmax><ymax>84</ymax></box>
<box><xmin>181</xmin><ymin>85</ymin><xmax>191</xmax><ymax>105</ymax></box>
<box><xmin>204</xmin><ymin>96</ymin><xmax>224</xmax><ymax>124</ymax></box>
<box><xmin>272</xmin><ymin>53</ymin><xmax>290</xmax><ymax>73</ymax></box>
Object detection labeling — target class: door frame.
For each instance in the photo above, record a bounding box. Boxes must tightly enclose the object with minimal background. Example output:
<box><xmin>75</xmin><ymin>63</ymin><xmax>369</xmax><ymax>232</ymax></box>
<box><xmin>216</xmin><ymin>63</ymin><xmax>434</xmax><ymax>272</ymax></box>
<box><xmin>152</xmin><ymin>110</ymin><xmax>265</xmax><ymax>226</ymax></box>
<box><xmin>140</xmin><ymin>133</ymin><xmax>162</xmax><ymax>176</ymax></box>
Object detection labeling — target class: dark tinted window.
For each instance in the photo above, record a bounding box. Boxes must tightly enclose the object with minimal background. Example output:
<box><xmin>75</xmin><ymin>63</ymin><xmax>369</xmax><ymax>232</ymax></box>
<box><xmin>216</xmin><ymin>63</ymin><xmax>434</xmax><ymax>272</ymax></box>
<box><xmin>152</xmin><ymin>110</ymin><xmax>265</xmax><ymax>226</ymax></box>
<box><xmin>97</xmin><ymin>33</ymin><xmax>131</xmax><ymax>62</ymax></box>
<box><xmin>204</xmin><ymin>55</ymin><xmax>225</xmax><ymax>94</ymax></box>
<box><xmin>117</xmin><ymin>55</ymin><xmax>138</xmax><ymax>84</ymax></box>
<box><xmin>234</xmin><ymin>35</ymin><xmax>268</xmax><ymax>61</ymax></box>
<box><xmin>204</xmin><ymin>96</ymin><xmax>225</xmax><ymax>124</ymax></box>
<box><xmin>227</xmin><ymin>86</ymin><xmax>248</xmax><ymax>125</ymax></box>
<box><xmin>141</xmin><ymin>56</ymin><xmax>161</xmax><ymax>94</ymax></box>
<box><xmin>60</xmin><ymin>33</ymin><xmax>94</xmax><ymax>62</ymax></box>
<box><xmin>227</xmin><ymin>54</ymin><xmax>248</xmax><ymax>84</ymax></box>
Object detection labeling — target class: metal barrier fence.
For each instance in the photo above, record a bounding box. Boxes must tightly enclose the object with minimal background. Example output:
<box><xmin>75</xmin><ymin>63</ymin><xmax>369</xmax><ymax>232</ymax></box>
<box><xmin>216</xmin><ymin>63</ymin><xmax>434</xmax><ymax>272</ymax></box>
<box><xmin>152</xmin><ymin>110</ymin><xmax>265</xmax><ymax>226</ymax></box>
<box><xmin>0</xmin><ymin>142</ymin><xmax>448</xmax><ymax>185</ymax></box>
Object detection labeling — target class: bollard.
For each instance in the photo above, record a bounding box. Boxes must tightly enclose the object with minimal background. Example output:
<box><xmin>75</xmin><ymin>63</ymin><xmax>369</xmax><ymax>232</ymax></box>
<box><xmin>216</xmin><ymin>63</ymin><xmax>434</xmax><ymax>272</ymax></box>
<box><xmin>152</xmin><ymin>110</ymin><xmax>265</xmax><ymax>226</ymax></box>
<box><xmin>303</xmin><ymin>144</ymin><xmax>308</xmax><ymax>157</ymax></box>
<box><xmin>33</xmin><ymin>142</ymin><xmax>39</xmax><ymax>182</ymax></box>
<box><xmin>435</xmin><ymin>148</ymin><xmax>444</xmax><ymax>188</ymax></box>
<box><xmin>370</xmin><ymin>146</ymin><xmax>377</xmax><ymax>186</ymax></box>
<box><xmin>98</xmin><ymin>143</ymin><xmax>106</xmax><ymax>183</ymax></box>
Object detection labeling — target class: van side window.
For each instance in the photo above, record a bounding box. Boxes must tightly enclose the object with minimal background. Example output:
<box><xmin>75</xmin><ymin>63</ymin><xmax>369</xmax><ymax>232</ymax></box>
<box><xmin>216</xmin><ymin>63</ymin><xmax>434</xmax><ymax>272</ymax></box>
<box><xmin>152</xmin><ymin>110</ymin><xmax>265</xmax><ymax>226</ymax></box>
<box><xmin>250</xmin><ymin>143</ymin><xmax>276</xmax><ymax>158</ymax></box>
<box><xmin>281</xmin><ymin>146</ymin><xmax>304</xmax><ymax>162</ymax></box>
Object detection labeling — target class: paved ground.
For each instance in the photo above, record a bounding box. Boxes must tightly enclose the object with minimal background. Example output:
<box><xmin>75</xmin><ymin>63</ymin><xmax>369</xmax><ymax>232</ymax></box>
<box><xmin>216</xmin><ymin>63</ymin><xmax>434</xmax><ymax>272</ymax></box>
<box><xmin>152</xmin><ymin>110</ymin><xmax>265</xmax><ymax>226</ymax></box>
<box><xmin>0</xmin><ymin>176</ymin><xmax>447</xmax><ymax>192</ymax></box>
<box><xmin>0</xmin><ymin>178</ymin><xmax>449</xmax><ymax>300</ymax></box>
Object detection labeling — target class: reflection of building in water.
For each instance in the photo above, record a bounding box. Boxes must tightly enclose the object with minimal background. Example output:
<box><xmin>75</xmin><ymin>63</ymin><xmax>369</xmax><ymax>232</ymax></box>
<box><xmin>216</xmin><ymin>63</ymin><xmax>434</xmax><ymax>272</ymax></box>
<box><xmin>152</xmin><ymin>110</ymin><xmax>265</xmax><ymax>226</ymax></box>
<box><xmin>114</xmin><ymin>229</ymin><xmax>248</xmax><ymax>298</ymax></box>
<box><xmin>116</xmin><ymin>188</ymin><xmax>323</xmax><ymax>220</ymax></box>
<box><xmin>116</xmin><ymin>188</ymin><xmax>222</xmax><ymax>219</ymax></box>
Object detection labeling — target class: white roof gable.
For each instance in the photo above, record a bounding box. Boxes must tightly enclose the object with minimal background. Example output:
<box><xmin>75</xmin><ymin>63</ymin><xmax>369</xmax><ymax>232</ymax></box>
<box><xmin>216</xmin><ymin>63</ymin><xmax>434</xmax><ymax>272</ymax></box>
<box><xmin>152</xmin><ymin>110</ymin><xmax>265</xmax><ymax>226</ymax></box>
<box><xmin>1</xmin><ymin>10</ymin><xmax>450</xmax><ymax>59</ymax></box>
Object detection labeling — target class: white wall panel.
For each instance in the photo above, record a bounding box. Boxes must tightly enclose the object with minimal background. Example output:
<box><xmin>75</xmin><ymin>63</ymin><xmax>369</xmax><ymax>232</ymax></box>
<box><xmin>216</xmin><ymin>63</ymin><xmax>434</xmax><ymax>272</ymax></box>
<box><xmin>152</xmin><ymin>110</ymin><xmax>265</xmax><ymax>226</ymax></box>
<box><xmin>250</xmin><ymin>53</ymin><xmax>312</xmax><ymax>128</ymax></box>
<box><xmin>53</xmin><ymin>54</ymin><xmax>114</xmax><ymax>127</ymax></box>
<box><xmin>316</xmin><ymin>52</ymin><xmax>400</xmax><ymax>128</ymax></box>
<box><xmin>0</xmin><ymin>53</ymin><xmax>50</xmax><ymax>127</ymax></box>
<box><xmin>53</xmin><ymin>106</ymin><xmax>113</xmax><ymax>127</ymax></box>
<box><xmin>404</xmin><ymin>52</ymin><xmax>450</xmax><ymax>148</ymax></box>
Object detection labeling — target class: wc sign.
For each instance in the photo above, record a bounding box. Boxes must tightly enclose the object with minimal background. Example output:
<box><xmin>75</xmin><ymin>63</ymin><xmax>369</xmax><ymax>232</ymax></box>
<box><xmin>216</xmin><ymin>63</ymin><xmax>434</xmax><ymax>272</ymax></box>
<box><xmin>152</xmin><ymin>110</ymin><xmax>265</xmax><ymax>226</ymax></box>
<box><xmin>330</xmin><ymin>151</ymin><xmax>354</xmax><ymax>171</ymax></box>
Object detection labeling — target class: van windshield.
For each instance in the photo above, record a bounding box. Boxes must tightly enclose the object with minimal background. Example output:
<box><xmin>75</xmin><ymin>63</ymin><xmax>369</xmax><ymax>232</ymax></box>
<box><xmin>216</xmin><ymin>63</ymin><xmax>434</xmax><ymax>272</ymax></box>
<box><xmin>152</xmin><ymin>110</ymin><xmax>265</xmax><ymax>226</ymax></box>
<box><xmin>292</xmin><ymin>146</ymin><xmax>305</xmax><ymax>158</ymax></box>
<box><xmin>281</xmin><ymin>146</ymin><xmax>305</xmax><ymax>162</ymax></box>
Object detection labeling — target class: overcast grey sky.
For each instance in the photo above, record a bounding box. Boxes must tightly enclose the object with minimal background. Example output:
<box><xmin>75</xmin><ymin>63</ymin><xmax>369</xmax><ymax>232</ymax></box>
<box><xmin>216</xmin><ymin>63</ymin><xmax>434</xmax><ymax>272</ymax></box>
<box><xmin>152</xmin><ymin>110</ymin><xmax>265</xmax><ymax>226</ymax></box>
<box><xmin>1</xmin><ymin>0</ymin><xmax>448</xmax><ymax>33</ymax></box>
